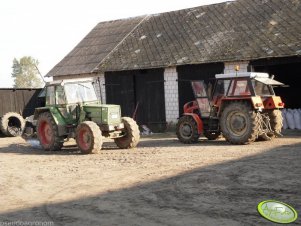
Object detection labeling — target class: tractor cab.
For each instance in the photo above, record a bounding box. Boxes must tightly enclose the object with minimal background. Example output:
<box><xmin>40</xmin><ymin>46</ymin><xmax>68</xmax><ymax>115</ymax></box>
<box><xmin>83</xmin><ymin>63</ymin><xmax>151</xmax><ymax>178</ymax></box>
<box><xmin>45</xmin><ymin>79</ymin><xmax>99</xmax><ymax>106</ymax></box>
<box><xmin>212</xmin><ymin>72</ymin><xmax>285</xmax><ymax>113</ymax></box>
<box><xmin>177</xmin><ymin>72</ymin><xmax>285</xmax><ymax>145</ymax></box>
<box><xmin>42</xmin><ymin>79</ymin><xmax>101</xmax><ymax>125</ymax></box>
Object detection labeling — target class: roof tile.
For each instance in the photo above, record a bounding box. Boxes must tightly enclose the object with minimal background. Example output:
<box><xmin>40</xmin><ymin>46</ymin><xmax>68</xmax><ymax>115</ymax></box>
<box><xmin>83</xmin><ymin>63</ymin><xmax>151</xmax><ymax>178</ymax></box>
<box><xmin>48</xmin><ymin>0</ymin><xmax>301</xmax><ymax>76</ymax></box>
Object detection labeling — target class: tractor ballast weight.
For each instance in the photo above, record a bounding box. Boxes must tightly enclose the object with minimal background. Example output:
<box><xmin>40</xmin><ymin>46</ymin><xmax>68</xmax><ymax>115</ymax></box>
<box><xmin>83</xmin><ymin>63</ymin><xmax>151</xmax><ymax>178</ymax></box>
<box><xmin>25</xmin><ymin>79</ymin><xmax>140</xmax><ymax>153</ymax></box>
<box><xmin>176</xmin><ymin>72</ymin><xmax>285</xmax><ymax>145</ymax></box>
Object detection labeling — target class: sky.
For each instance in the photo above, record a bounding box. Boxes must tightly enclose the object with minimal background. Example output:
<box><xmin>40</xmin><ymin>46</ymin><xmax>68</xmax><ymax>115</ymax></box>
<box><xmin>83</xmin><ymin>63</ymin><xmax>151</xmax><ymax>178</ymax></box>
<box><xmin>0</xmin><ymin>0</ymin><xmax>227</xmax><ymax>87</ymax></box>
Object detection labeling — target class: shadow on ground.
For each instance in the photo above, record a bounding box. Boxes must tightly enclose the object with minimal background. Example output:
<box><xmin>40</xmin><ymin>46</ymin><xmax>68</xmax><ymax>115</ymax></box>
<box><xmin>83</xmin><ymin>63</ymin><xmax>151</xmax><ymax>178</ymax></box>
<box><xmin>0</xmin><ymin>140</ymin><xmax>300</xmax><ymax>225</ymax></box>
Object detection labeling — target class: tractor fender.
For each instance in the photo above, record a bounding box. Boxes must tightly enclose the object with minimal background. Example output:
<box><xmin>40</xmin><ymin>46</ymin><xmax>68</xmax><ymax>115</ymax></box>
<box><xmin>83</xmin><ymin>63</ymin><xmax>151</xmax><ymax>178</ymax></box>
<box><xmin>183</xmin><ymin>101</ymin><xmax>198</xmax><ymax>113</ymax></box>
<box><xmin>34</xmin><ymin>107</ymin><xmax>50</xmax><ymax>120</ymax></box>
<box><xmin>217</xmin><ymin>98</ymin><xmax>262</xmax><ymax>116</ymax></box>
<box><xmin>34</xmin><ymin>107</ymin><xmax>68</xmax><ymax>136</ymax></box>
<box><xmin>263</xmin><ymin>96</ymin><xmax>284</xmax><ymax>109</ymax></box>
<box><xmin>183</xmin><ymin>113</ymin><xmax>203</xmax><ymax>134</ymax></box>
<box><xmin>34</xmin><ymin>107</ymin><xmax>66</xmax><ymax>126</ymax></box>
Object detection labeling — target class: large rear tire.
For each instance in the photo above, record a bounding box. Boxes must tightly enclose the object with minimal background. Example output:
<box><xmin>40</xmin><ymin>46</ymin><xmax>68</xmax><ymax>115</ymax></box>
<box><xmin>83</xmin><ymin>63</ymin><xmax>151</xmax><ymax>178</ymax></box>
<box><xmin>176</xmin><ymin>116</ymin><xmax>200</xmax><ymax>143</ymax></box>
<box><xmin>268</xmin><ymin>109</ymin><xmax>283</xmax><ymax>135</ymax></box>
<box><xmin>258</xmin><ymin>109</ymin><xmax>283</xmax><ymax>140</ymax></box>
<box><xmin>76</xmin><ymin>121</ymin><xmax>103</xmax><ymax>154</ymax></box>
<box><xmin>114</xmin><ymin>117</ymin><xmax>140</xmax><ymax>149</ymax></box>
<box><xmin>37</xmin><ymin>112</ymin><xmax>63</xmax><ymax>151</ymax></box>
<box><xmin>220</xmin><ymin>102</ymin><xmax>259</xmax><ymax>145</ymax></box>
<box><xmin>0</xmin><ymin>112</ymin><xmax>25</xmax><ymax>137</ymax></box>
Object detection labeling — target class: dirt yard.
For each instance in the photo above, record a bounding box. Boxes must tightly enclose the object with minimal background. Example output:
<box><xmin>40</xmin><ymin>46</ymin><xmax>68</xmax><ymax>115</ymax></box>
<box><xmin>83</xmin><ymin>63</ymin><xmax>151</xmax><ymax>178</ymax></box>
<box><xmin>0</xmin><ymin>131</ymin><xmax>300</xmax><ymax>226</ymax></box>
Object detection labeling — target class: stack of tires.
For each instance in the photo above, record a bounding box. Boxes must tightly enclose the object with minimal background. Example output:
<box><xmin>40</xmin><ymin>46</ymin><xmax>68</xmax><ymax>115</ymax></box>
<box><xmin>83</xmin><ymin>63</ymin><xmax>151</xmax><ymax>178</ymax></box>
<box><xmin>0</xmin><ymin>112</ymin><xmax>25</xmax><ymax>137</ymax></box>
<box><xmin>282</xmin><ymin>109</ymin><xmax>301</xmax><ymax>130</ymax></box>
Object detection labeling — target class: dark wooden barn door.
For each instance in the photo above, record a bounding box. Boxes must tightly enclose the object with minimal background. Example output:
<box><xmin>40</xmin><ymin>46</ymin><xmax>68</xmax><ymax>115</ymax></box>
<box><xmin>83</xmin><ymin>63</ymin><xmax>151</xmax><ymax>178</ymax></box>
<box><xmin>251</xmin><ymin>57</ymin><xmax>301</xmax><ymax>108</ymax></box>
<box><xmin>105</xmin><ymin>69</ymin><xmax>166</xmax><ymax>132</ymax></box>
<box><xmin>105</xmin><ymin>71</ymin><xmax>135</xmax><ymax>117</ymax></box>
<box><xmin>177</xmin><ymin>63</ymin><xmax>224</xmax><ymax>115</ymax></box>
<box><xmin>135</xmin><ymin>69</ymin><xmax>165</xmax><ymax>131</ymax></box>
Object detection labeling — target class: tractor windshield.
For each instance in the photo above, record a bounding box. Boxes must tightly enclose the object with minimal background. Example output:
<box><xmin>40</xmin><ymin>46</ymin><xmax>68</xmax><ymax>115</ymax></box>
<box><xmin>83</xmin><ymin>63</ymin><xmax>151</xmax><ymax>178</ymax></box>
<box><xmin>252</xmin><ymin>80</ymin><xmax>274</xmax><ymax>96</ymax></box>
<box><xmin>213</xmin><ymin>79</ymin><xmax>230</xmax><ymax>97</ymax></box>
<box><xmin>64</xmin><ymin>82</ymin><xmax>98</xmax><ymax>104</ymax></box>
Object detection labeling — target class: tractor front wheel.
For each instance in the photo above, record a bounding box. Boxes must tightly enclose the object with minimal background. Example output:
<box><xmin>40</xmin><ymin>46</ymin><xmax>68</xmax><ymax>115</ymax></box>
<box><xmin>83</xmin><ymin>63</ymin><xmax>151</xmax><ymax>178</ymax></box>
<box><xmin>176</xmin><ymin>116</ymin><xmax>200</xmax><ymax>143</ymax></box>
<box><xmin>220</xmin><ymin>102</ymin><xmax>259</xmax><ymax>144</ymax></box>
<box><xmin>37</xmin><ymin>112</ymin><xmax>63</xmax><ymax>151</ymax></box>
<box><xmin>114</xmin><ymin>117</ymin><xmax>140</xmax><ymax>149</ymax></box>
<box><xmin>76</xmin><ymin>121</ymin><xmax>103</xmax><ymax>154</ymax></box>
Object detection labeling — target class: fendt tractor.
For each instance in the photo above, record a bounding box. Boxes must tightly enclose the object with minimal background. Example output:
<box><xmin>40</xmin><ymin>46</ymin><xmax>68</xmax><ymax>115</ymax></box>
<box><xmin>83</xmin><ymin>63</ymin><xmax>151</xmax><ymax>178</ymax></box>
<box><xmin>176</xmin><ymin>72</ymin><xmax>285</xmax><ymax>145</ymax></box>
<box><xmin>24</xmin><ymin>79</ymin><xmax>140</xmax><ymax>154</ymax></box>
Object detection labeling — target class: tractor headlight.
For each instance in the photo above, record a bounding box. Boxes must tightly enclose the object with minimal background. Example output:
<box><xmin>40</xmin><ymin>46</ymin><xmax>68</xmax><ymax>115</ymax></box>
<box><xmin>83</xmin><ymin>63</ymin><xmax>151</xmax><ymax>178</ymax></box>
<box><xmin>110</xmin><ymin>112</ymin><xmax>119</xmax><ymax>119</ymax></box>
<box><xmin>108</xmin><ymin>125</ymin><xmax>115</xmax><ymax>131</ymax></box>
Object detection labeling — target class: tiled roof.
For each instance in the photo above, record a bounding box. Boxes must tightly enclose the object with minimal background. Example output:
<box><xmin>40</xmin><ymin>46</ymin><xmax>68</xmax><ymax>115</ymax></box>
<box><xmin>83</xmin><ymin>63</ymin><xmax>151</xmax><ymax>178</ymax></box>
<box><xmin>48</xmin><ymin>0</ymin><xmax>301</xmax><ymax>76</ymax></box>
<box><xmin>46</xmin><ymin>16</ymin><xmax>145</xmax><ymax>77</ymax></box>
<box><xmin>99</xmin><ymin>0</ymin><xmax>301</xmax><ymax>71</ymax></box>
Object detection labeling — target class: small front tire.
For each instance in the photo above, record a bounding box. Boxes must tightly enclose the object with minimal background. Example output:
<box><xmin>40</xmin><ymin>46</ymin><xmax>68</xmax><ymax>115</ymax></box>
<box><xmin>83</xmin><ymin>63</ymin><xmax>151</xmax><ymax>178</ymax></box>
<box><xmin>114</xmin><ymin>117</ymin><xmax>140</xmax><ymax>149</ymax></box>
<box><xmin>176</xmin><ymin>116</ymin><xmax>200</xmax><ymax>143</ymax></box>
<box><xmin>76</xmin><ymin>121</ymin><xmax>103</xmax><ymax>154</ymax></box>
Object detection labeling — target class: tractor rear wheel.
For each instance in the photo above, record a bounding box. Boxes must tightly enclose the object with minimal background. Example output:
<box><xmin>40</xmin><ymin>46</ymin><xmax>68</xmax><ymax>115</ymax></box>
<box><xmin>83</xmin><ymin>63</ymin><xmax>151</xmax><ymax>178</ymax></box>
<box><xmin>176</xmin><ymin>116</ymin><xmax>200</xmax><ymax>143</ymax></box>
<box><xmin>76</xmin><ymin>121</ymin><xmax>103</xmax><ymax>154</ymax></box>
<box><xmin>220</xmin><ymin>102</ymin><xmax>259</xmax><ymax>144</ymax></box>
<box><xmin>37</xmin><ymin>112</ymin><xmax>63</xmax><ymax>151</ymax></box>
<box><xmin>203</xmin><ymin>130</ymin><xmax>221</xmax><ymax>140</ymax></box>
<box><xmin>114</xmin><ymin>117</ymin><xmax>140</xmax><ymax>149</ymax></box>
<box><xmin>0</xmin><ymin>112</ymin><xmax>25</xmax><ymax>137</ymax></box>
<box><xmin>258</xmin><ymin>109</ymin><xmax>283</xmax><ymax>141</ymax></box>
<box><xmin>268</xmin><ymin>109</ymin><xmax>283</xmax><ymax>136</ymax></box>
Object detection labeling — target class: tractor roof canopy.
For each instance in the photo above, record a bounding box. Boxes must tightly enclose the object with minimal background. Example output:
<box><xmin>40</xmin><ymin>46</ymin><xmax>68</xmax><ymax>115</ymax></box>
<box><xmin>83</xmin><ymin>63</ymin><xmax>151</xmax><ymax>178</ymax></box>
<box><xmin>215</xmin><ymin>72</ymin><xmax>284</xmax><ymax>86</ymax></box>
<box><xmin>46</xmin><ymin>78</ymin><xmax>95</xmax><ymax>86</ymax></box>
<box><xmin>215</xmin><ymin>72</ymin><xmax>269</xmax><ymax>79</ymax></box>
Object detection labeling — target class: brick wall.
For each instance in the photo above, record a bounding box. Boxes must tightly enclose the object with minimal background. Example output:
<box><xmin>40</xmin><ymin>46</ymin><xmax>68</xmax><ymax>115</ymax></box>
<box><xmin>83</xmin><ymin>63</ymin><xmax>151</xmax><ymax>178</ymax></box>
<box><xmin>164</xmin><ymin>67</ymin><xmax>179</xmax><ymax>124</ymax></box>
<box><xmin>224</xmin><ymin>61</ymin><xmax>249</xmax><ymax>73</ymax></box>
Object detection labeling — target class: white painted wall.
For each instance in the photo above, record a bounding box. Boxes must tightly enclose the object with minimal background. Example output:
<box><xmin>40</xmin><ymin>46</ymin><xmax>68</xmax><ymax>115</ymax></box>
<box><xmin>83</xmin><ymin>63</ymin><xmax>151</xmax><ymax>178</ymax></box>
<box><xmin>164</xmin><ymin>67</ymin><xmax>179</xmax><ymax>124</ymax></box>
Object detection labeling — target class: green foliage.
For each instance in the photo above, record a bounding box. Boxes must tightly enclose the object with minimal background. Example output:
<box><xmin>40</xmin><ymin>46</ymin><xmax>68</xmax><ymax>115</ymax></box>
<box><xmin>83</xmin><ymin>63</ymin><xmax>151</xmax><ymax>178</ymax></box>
<box><xmin>11</xmin><ymin>56</ymin><xmax>44</xmax><ymax>88</ymax></box>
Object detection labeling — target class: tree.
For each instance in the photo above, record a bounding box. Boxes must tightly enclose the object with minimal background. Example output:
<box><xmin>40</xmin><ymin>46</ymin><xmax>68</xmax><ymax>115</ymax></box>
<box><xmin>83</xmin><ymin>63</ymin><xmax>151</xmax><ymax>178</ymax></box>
<box><xmin>11</xmin><ymin>56</ymin><xmax>44</xmax><ymax>88</ymax></box>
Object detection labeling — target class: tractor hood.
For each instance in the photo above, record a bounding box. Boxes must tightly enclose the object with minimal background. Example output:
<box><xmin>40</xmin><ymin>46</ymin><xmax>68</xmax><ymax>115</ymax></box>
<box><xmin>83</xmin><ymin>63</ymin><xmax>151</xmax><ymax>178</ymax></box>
<box><xmin>83</xmin><ymin>104</ymin><xmax>122</xmax><ymax>125</ymax></box>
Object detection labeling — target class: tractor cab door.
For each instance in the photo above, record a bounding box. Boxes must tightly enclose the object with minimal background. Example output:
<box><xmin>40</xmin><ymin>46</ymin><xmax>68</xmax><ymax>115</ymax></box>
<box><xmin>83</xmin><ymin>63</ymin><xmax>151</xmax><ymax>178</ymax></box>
<box><xmin>55</xmin><ymin>85</ymin><xmax>78</xmax><ymax>125</ymax></box>
<box><xmin>191</xmin><ymin>81</ymin><xmax>211</xmax><ymax>117</ymax></box>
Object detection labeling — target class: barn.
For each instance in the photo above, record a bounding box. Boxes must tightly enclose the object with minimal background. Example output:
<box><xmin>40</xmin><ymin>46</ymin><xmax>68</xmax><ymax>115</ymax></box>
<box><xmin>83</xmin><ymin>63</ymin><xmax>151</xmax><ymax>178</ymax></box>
<box><xmin>46</xmin><ymin>0</ymin><xmax>301</xmax><ymax>132</ymax></box>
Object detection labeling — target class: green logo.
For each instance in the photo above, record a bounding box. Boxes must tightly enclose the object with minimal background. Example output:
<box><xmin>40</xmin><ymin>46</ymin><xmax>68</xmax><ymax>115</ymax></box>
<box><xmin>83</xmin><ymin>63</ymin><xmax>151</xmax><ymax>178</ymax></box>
<box><xmin>257</xmin><ymin>200</ymin><xmax>298</xmax><ymax>224</ymax></box>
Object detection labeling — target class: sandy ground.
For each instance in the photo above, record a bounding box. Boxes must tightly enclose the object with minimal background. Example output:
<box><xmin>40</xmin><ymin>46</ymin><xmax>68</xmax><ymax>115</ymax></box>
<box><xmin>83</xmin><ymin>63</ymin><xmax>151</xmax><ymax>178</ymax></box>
<box><xmin>0</xmin><ymin>131</ymin><xmax>300</xmax><ymax>226</ymax></box>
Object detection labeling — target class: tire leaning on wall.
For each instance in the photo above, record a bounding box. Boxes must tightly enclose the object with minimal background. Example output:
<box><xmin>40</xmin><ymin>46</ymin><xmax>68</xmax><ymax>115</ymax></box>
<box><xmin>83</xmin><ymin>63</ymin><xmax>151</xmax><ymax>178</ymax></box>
<box><xmin>0</xmin><ymin>112</ymin><xmax>26</xmax><ymax>137</ymax></box>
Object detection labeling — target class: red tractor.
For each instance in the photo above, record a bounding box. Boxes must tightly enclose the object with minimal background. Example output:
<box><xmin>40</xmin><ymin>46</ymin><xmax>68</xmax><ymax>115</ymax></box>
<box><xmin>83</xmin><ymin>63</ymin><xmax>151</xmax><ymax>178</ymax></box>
<box><xmin>176</xmin><ymin>72</ymin><xmax>285</xmax><ymax>144</ymax></box>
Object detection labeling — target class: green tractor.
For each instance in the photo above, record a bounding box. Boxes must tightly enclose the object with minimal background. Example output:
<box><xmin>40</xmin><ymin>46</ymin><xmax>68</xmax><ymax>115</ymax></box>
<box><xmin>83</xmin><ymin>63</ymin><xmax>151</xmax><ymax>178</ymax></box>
<box><xmin>29</xmin><ymin>79</ymin><xmax>140</xmax><ymax>154</ymax></box>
